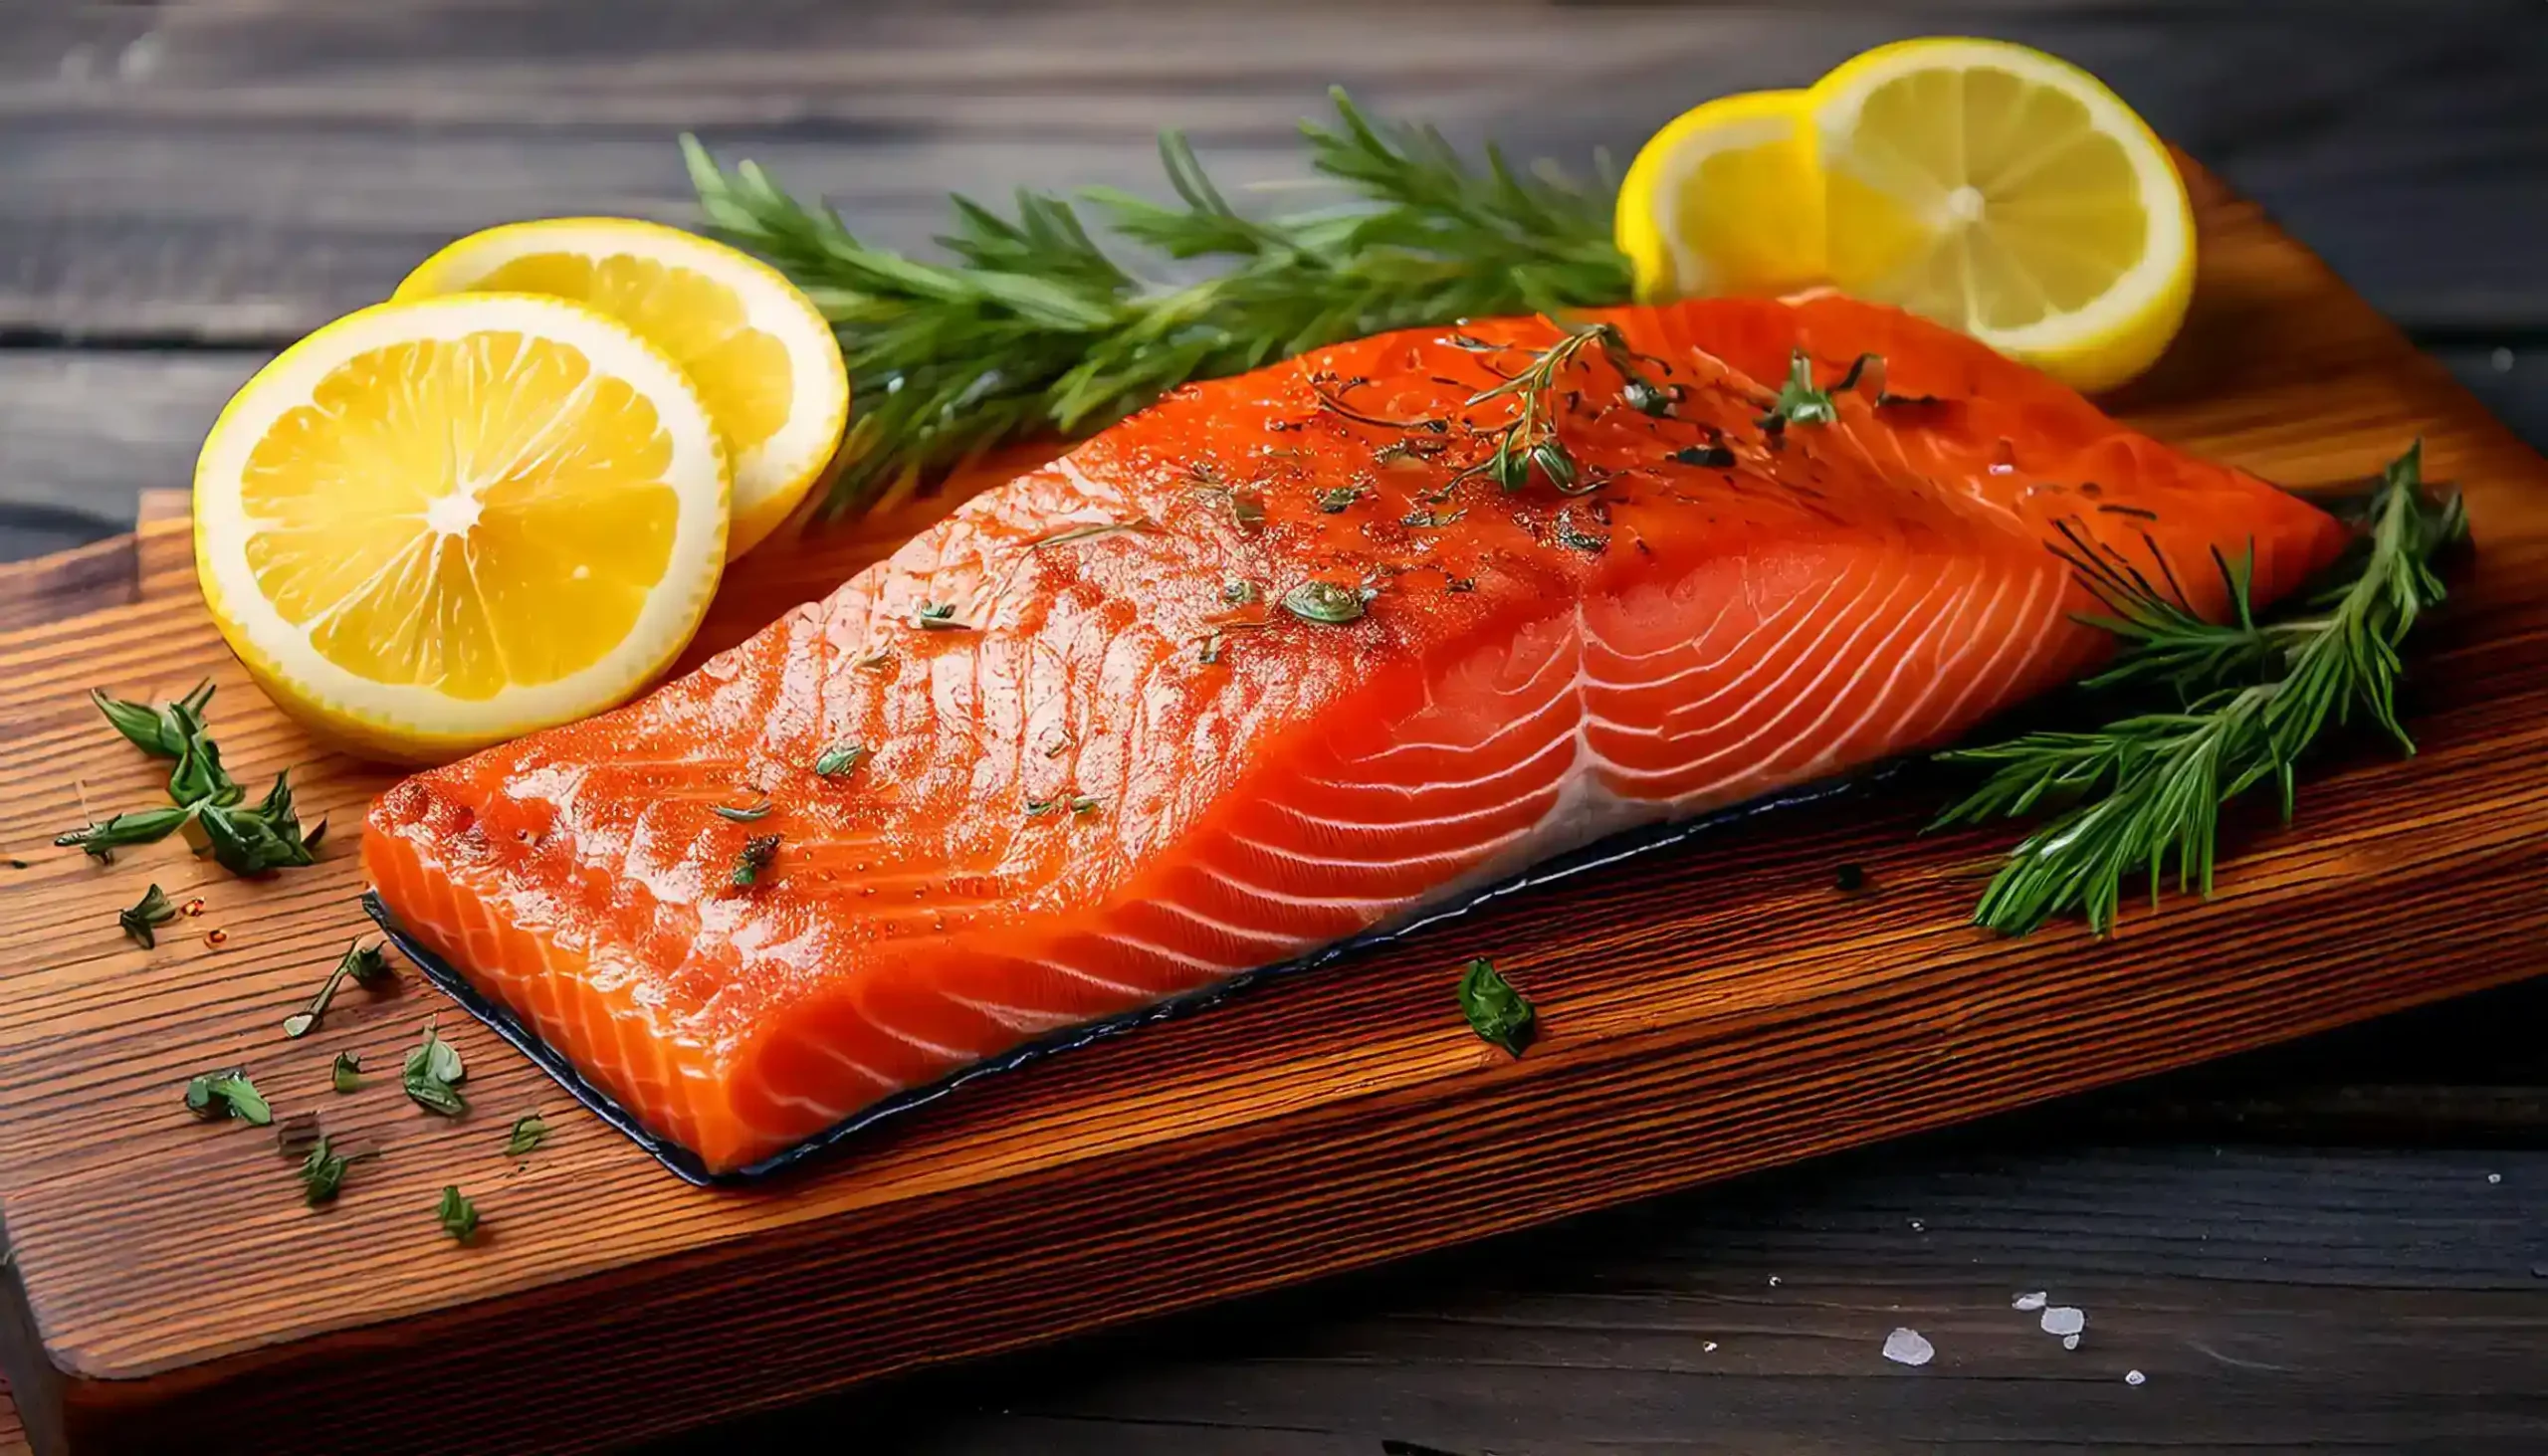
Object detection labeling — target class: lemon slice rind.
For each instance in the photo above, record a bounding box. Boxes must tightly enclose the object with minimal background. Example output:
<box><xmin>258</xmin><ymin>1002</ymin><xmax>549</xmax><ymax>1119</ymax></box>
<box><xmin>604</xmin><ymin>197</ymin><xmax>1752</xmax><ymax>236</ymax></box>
<box><xmin>194</xmin><ymin>292</ymin><xmax>730</xmax><ymax>760</ymax></box>
<box><xmin>394</xmin><ymin>217</ymin><xmax>848</xmax><ymax>558</ymax></box>
<box><xmin>1616</xmin><ymin>89</ymin><xmax>1824</xmax><ymax>303</ymax></box>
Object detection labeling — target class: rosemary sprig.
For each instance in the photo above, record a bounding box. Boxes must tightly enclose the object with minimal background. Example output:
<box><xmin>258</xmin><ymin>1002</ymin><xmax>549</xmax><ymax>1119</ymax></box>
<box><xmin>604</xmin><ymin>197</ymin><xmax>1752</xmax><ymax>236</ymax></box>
<box><xmin>1443</xmin><ymin>322</ymin><xmax>1658</xmax><ymax>495</ymax></box>
<box><xmin>685</xmin><ymin>89</ymin><xmax>1629</xmax><ymax>516</ymax></box>
<box><xmin>118</xmin><ymin>883</ymin><xmax>177</xmax><ymax>947</ymax></box>
<box><xmin>1937</xmin><ymin>444</ymin><xmax>2465</xmax><ymax>934</ymax></box>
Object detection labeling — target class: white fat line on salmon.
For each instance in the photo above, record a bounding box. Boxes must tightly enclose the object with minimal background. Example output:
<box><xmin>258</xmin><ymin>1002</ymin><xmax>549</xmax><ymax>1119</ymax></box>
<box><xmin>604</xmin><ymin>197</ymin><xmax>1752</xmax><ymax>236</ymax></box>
<box><xmin>1929</xmin><ymin>564</ymin><xmax>2061</xmax><ymax>731</ymax></box>
<box><xmin>1576</xmin><ymin>593</ymin><xmax>1742</xmax><ymax>669</ymax></box>
<box><xmin>1135</xmin><ymin>894</ymin><xmax>1313</xmax><ymax>949</ymax></box>
<box><xmin>1578</xmin><ymin>568</ymin><xmax>1851</xmax><ymax>700</ymax></box>
<box><xmin>1810</xmin><ymin>557</ymin><xmax>1993</xmax><ymax>760</ymax></box>
<box><xmin>1180</xmin><ymin>859</ymin><xmax>1410</xmax><ymax>914</ymax></box>
<box><xmin>1299</xmin><ymin>706</ymin><xmax>1576</xmax><ymax>799</ymax></box>
<box><xmin>1630</xmin><ymin>564</ymin><xmax>1965</xmax><ymax>796</ymax></box>
<box><xmin>1654</xmin><ymin>562</ymin><xmax>1918</xmax><ymax>736</ymax></box>
<box><xmin>938</xmin><ymin>989</ymin><xmax>1092</xmax><ymax>1035</ymax></box>
<box><xmin>1224</xmin><ymin>815</ymin><xmax>1544</xmax><ymax>880</ymax></box>
<box><xmin>1271</xmin><ymin>759</ymin><xmax>1569</xmax><ymax>837</ymax></box>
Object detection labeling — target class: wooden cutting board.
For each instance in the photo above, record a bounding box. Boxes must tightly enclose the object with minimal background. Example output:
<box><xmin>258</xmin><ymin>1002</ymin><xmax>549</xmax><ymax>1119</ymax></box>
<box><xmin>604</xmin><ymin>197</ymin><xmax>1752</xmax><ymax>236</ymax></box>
<box><xmin>2</xmin><ymin>162</ymin><xmax>2545</xmax><ymax>1456</ymax></box>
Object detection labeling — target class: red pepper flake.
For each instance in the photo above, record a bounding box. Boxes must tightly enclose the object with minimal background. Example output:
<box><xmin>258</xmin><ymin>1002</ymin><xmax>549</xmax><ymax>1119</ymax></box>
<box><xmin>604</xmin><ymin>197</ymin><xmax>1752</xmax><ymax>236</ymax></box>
<box><xmin>180</xmin><ymin>897</ymin><xmax>207</xmax><ymax>918</ymax></box>
<box><xmin>204</xmin><ymin>928</ymin><xmax>229</xmax><ymax>948</ymax></box>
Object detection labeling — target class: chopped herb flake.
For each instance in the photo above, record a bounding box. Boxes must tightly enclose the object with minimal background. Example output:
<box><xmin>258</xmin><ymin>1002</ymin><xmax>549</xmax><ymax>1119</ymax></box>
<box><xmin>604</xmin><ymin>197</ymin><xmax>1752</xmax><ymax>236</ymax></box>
<box><xmin>1315</xmin><ymin>486</ymin><xmax>1367</xmax><ymax>514</ymax></box>
<box><xmin>1758</xmin><ymin>350</ymin><xmax>1880</xmax><ymax>432</ymax></box>
<box><xmin>731</xmin><ymin>833</ymin><xmax>781</xmax><ymax>889</ymax></box>
<box><xmin>119</xmin><ymin>883</ymin><xmax>177</xmax><ymax>947</ymax></box>
<box><xmin>286</xmin><ymin>938</ymin><xmax>390</xmax><ymax>1038</ymax></box>
<box><xmin>402</xmin><ymin>1020</ymin><xmax>469</xmax><ymax>1118</ymax></box>
<box><xmin>813</xmin><ymin>743</ymin><xmax>870</xmax><ymax>777</ymax></box>
<box><xmin>912</xmin><ymin>601</ymin><xmax>969</xmax><ymax>630</ymax></box>
<box><xmin>506</xmin><ymin>1112</ymin><xmax>548</xmax><ymax>1158</ymax></box>
<box><xmin>1834</xmin><ymin>863</ymin><xmax>1868</xmax><ymax>893</ymax></box>
<box><xmin>436</xmin><ymin>1185</ymin><xmax>480</xmax><ymax>1244</ymax></box>
<box><xmin>1281</xmin><ymin>580</ymin><xmax>1367</xmax><ymax>625</ymax></box>
<box><xmin>331</xmin><ymin>1051</ymin><xmax>363</xmax><ymax>1094</ymax></box>
<box><xmin>1456</xmin><ymin>957</ymin><xmax>1536</xmax><ymax>1057</ymax></box>
<box><xmin>1671</xmin><ymin>443</ymin><xmax>1737</xmax><ymax>469</ymax></box>
<box><xmin>184</xmin><ymin>1068</ymin><xmax>273</xmax><ymax>1127</ymax></box>
<box><xmin>714</xmin><ymin>799</ymin><xmax>773</xmax><ymax>822</ymax></box>
<box><xmin>1221</xmin><ymin>579</ymin><xmax>1261</xmax><ymax>605</ymax></box>
<box><xmin>299</xmin><ymin>1133</ymin><xmax>364</xmax><ymax>1206</ymax></box>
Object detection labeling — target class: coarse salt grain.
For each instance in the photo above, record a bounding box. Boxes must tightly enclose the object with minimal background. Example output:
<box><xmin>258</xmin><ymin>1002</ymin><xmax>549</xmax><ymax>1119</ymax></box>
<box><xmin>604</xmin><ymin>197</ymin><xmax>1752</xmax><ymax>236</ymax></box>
<box><xmin>2487</xmin><ymin>1172</ymin><xmax>2502</xmax><ymax>1184</ymax></box>
<box><xmin>2062</xmin><ymin>1333</ymin><xmax>2082</xmax><ymax>1351</ymax></box>
<box><xmin>2013</xmin><ymin>1291</ymin><xmax>2048</xmax><ymax>1312</ymax></box>
<box><xmin>1883</xmin><ymin>1328</ymin><xmax>1934</xmax><ymax>1366</ymax></box>
<box><xmin>1703</xmin><ymin>1342</ymin><xmax>1719</xmax><ymax>1352</ymax></box>
<box><xmin>2041</xmin><ymin>1307</ymin><xmax>2086</xmax><ymax>1339</ymax></box>
<box><xmin>1769</xmin><ymin>1276</ymin><xmax>1780</xmax><ymax>1287</ymax></box>
<box><xmin>2126</xmin><ymin>1369</ymin><xmax>2146</xmax><ymax>1386</ymax></box>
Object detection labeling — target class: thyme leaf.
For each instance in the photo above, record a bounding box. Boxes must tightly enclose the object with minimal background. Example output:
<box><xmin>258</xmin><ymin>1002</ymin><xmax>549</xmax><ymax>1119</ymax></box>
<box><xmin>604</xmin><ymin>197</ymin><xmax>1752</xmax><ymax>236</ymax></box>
<box><xmin>118</xmin><ymin>882</ymin><xmax>177</xmax><ymax>947</ymax></box>
<box><xmin>1455</xmin><ymin>957</ymin><xmax>1536</xmax><ymax>1057</ymax></box>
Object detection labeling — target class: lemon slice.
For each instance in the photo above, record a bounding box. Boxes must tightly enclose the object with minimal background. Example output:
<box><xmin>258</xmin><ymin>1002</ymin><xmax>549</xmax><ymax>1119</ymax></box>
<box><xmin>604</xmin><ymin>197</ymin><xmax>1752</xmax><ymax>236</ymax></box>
<box><xmin>1615</xmin><ymin>90</ymin><xmax>1825</xmax><ymax>302</ymax></box>
<box><xmin>194</xmin><ymin>293</ymin><xmax>730</xmax><ymax>763</ymax></box>
<box><xmin>395</xmin><ymin>218</ymin><xmax>848</xmax><ymax>557</ymax></box>
<box><xmin>1808</xmin><ymin>37</ymin><xmax>2195</xmax><ymax>392</ymax></box>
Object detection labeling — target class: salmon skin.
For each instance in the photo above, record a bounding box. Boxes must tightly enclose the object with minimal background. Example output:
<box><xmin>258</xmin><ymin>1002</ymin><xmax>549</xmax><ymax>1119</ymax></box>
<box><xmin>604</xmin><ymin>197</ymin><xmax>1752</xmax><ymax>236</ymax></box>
<box><xmin>365</xmin><ymin>296</ymin><xmax>2348</xmax><ymax>1175</ymax></box>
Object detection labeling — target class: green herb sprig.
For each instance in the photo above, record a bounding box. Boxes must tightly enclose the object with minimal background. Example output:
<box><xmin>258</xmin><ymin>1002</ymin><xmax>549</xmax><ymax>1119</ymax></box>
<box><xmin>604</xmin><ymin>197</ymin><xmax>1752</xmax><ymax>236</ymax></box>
<box><xmin>403</xmin><ymin>1020</ymin><xmax>469</xmax><ymax>1118</ymax></box>
<box><xmin>437</xmin><ymin>1185</ymin><xmax>481</xmax><ymax>1244</ymax></box>
<box><xmin>119</xmin><ymin>883</ymin><xmax>177</xmax><ymax>947</ymax></box>
<box><xmin>1937</xmin><ymin>444</ymin><xmax>2465</xmax><ymax>934</ymax></box>
<box><xmin>505</xmin><ymin>1113</ymin><xmax>548</xmax><ymax>1158</ymax></box>
<box><xmin>183</xmin><ymin>1068</ymin><xmax>273</xmax><ymax>1126</ymax></box>
<box><xmin>685</xmin><ymin>89</ymin><xmax>1629</xmax><ymax>517</ymax></box>
<box><xmin>1456</xmin><ymin>957</ymin><xmax>1536</xmax><ymax>1056</ymax></box>
<box><xmin>284</xmin><ymin>939</ymin><xmax>393</xmax><ymax>1038</ymax></box>
<box><xmin>61</xmin><ymin>685</ymin><xmax>322</xmax><ymax>874</ymax></box>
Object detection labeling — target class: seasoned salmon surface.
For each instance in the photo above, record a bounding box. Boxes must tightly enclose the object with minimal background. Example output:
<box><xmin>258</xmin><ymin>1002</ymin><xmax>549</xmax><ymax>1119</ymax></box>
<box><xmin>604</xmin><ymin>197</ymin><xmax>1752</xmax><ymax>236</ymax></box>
<box><xmin>366</xmin><ymin>297</ymin><xmax>2347</xmax><ymax>1172</ymax></box>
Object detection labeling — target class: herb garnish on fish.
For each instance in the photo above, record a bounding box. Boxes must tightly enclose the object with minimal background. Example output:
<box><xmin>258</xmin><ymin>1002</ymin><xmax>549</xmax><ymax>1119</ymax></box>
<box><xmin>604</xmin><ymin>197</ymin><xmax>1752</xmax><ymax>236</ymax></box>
<box><xmin>1938</xmin><ymin>443</ymin><xmax>2464</xmax><ymax>934</ymax></box>
<box><xmin>687</xmin><ymin>90</ymin><xmax>1630</xmax><ymax>518</ymax></box>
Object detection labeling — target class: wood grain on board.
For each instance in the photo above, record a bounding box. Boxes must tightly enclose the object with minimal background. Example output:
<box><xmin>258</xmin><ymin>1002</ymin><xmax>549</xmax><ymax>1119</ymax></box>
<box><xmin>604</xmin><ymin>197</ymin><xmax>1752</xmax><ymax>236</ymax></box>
<box><xmin>0</xmin><ymin>166</ymin><xmax>2544</xmax><ymax>1456</ymax></box>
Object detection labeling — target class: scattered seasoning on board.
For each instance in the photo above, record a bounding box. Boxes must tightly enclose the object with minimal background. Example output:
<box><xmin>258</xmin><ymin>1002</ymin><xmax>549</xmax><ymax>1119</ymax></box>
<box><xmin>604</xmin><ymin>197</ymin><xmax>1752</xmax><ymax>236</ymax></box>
<box><xmin>505</xmin><ymin>1112</ymin><xmax>548</xmax><ymax>1158</ymax></box>
<box><xmin>180</xmin><ymin>897</ymin><xmax>206</xmax><ymax>917</ymax></box>
<box><xmin>331</xmin><ymin>1051</ymin><xmax>363</xmax><ymax>1094</ymax></box>
<box><xmin>1455</xmin><ymin>957</ymin><xmax>1536</xmax><ymax>1057</ymax></box>
<box><xmin>183</xmin><ymin>1068</ymin><xmax>271</xmax><ymax>1126</ymax></box>
<box><xmin>118</xmin><ymin>883</ymin><xmax>177</xmax><ymax>947</ymax></box>
<box><xmin>402</xmin><ymin>1020</ymin><xmax>469</xmax><ymax>1118</ymax></box>
<box><xmin>1834</xmin><ymin>863</ymin><xmax>1868</xmax><ymax>893</ymax></box>
<box><xmin>204</xmin><ymin>928</ymin><xmax>230</xmax><ymax>948</ymax></box>
<box><xmin>284</xmin><ymin>939</ymin><xmax>392</xmax><ymax>1038</ymax></box>
<box><xmin>436</xmin><ymin>1185</ymin><xmax>481</xmax><ymax>1244</ymax></box>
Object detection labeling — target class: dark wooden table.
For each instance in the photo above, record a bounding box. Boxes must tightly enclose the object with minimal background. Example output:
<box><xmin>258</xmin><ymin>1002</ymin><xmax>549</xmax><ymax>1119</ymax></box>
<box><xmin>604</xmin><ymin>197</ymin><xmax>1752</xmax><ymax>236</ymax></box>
<box><xmin>4</xmin><ymin>4</ymin><xmax>2543</xmax><ymax>1451</ymax></box>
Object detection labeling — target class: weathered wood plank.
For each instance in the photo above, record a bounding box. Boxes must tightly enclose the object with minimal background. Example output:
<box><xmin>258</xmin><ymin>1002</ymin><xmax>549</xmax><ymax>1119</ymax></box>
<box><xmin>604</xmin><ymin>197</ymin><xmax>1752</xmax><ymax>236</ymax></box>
<box><xmin>0</xmin><ymin>165</ymin><xmax>2544</xmax><ymax>1456</ymax></box>
<box><xmin>672</xmin><ymin>1141</ymin><xmax>2548</xmax><ymax>1454</ymax></box>
<box><xmin>1</xmin><ymin>2</ymin><xmax>2542</xmax><ymax>340</ymax></box>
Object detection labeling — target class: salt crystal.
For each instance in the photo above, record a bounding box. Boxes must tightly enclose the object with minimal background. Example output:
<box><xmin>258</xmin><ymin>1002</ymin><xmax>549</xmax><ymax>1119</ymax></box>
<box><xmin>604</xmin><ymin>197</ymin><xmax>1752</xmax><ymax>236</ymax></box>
<box><xmin>1704</xmin><ymin>1342</ymin><xmax>1719</xmax><ymax>1352</ymax></box>
<box><xmin>1882</xmin><ymin>1328</ymin><xmax>1934</xmax><ymax>1366</ymax></box>
<box><xmin>2494</xmin><ymin>347</ymin><xmax>2517</xmax><ymax>373</ymax></box>
<box><xmin>2487</xmin><ymin>1172</ymin><xmax>2502</xmax><ymax>1184</ymax></box>
<box><xmin>2125</xmin><ymin>1368</ymin><xmax>2146</xmax><ymax>1386</ymax></box>
<box><xmin>1908</xmin><ymin>1219</ymin><xmax>1925</xmax><ymax>1232</ymax></box>
<box><xmin>2040</xmin><ymin>1306</ymin><xmax>2086</xmax><ymax>1338</ymax></box>
<box><xmin>2013</xmin><ymin>1291</ymin><xmax>2048</xmax><ymax>1312</ymax></box>
<box><xmin>1769</xmin><ymin>1276</ymin><xmax>1781</xmax><ymax>1287</ymax></box>
<box><xmin>2062</xmin><ymin>1333</ymin><xmax>2082</xmax><ymax>1351</ymax></box>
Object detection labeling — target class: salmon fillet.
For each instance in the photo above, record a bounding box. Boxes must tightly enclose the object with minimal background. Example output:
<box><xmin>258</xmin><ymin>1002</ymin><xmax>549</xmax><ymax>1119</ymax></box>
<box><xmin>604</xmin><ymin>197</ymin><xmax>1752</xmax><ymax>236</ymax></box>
<box><xmin>365</xmin><ymin>296</ymin><xmax>2348</xmax><ymax>1173</ymax></box>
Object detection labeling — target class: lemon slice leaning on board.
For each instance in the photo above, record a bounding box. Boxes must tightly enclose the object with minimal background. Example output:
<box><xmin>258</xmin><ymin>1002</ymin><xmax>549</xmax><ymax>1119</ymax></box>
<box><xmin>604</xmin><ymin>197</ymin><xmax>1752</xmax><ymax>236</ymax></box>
<box><xmin>194</xmin><ymin>293</ymin><xmax>731</xmax><ymax>764</ymax></box>
<box><xmin>1614</xmin><ymin>90</ymin><xmax>1827</xmax><ymax>303</ymax></box>
<box><xmin>1809</xmin><ymin>37</ymin><xmax>2197</xmax><ymax>393</ymax></box>
<box><xmin>395</xmin><ymin>218</ymin><xmax>849</xmax><ymax>558</ymax></box>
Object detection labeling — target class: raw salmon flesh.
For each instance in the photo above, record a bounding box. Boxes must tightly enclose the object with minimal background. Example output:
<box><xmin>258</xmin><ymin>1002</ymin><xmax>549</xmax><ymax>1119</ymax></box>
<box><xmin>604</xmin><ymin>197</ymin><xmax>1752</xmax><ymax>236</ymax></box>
<box><xmin>365</xmin><ymin>296</ymin><xmax>2348</xmax><ymax>1173</ymax></box>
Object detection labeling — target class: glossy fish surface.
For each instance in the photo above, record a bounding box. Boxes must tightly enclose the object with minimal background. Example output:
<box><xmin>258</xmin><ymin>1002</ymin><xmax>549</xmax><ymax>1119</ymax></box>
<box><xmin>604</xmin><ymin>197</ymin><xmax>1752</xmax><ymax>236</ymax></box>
<box><xmin>365</xmin><ymin>296</ymin><xmax>2347</xmax><ymax>1173</ymax></box>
